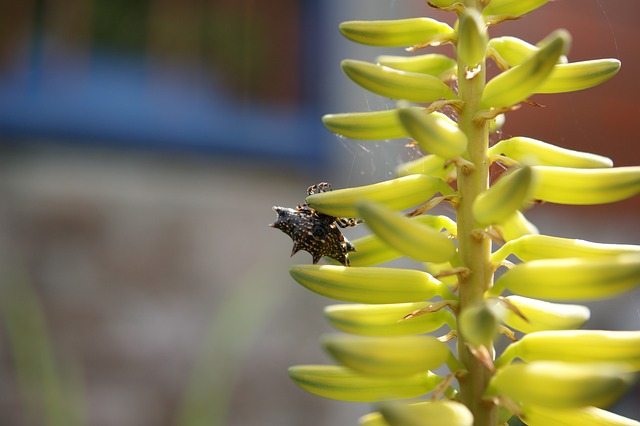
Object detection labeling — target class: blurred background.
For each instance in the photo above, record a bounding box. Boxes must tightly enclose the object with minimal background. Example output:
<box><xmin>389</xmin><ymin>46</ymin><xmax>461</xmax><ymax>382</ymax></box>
<box><xmin>0</xmin><ymin>0</ymin><xmax>638</xmax><ymax>425</ymax></box>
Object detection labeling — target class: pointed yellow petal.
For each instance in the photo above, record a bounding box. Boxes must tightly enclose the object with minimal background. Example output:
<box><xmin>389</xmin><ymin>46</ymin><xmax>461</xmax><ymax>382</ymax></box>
<box><xmin>496</xmin><ymin>330</ymin><xmax>640</xmax><ymax>370</ymax></box>
<box><xmin>495</xmin><ymin>296</ymin><xmax>590</xmax><ymax>334</ymax></box>
<box><xmin>323</xmin><ymin>334</ymin><xmax>450</xmax><ymax>377</ymax></box>
<box><xmin>288</xmin><ymin>365</ymin><xmax>441</xmax><ymax>402</ymax></box>
<box><xmin>521</xmin><ymin>405</ymin><xmax>640</xmax><ymax>426</ymax></box>
<box><xmin>396</xmin><ymin>154</ymin><xmax>454</xmax><ymax>179</ymax></box>
<box><xmin>307</xmin><ymin>174</ymin><xmax>454</xmax><ymax>218</ymax></box>
<box><xmin>492</xmin><ymin>234</ymin><xmax>640</xmax><ymax>264</ymax></box>
<box><xmin>397</xmin><ymin>108</ymin><xmax>467</xmax><ymax>160</ymax></box>
<box><xmin>457</xmin><ymin>9</ymin><xmax>488</xmax><ymax>69</ymax></box>
<box><xmin>380</xmin><ymin>400</ymin><xmax>474</xmax><ymax>426</ymax></box>
<box><xmin>377</xmin><ymin>54</ymin><xmax>456</xmax><ymax>78</ymax></box>
<box><xmin>489</xmin><ymin>254</ymin><xmax>640</xmax><ymax>301</ymax></box>
<box><xmin>357</xmin><ymin>200</ymin><xmax>457</xmax><ymax>263</ymax></box>
<box><xmin>482</xmin><ymin>30</ymin><xmax>569</xmax><ymax>108</ymax></box>
<box><xmin>348</xmin><ymin>215</ymin><xmax>457</xmax><ymax>267</ymax></box>
<box><xmin>473</xmin><ymin>166</ymin><xmax>534</xmax><ymax>226</ymax></box>
<box><xmin>487</xmin><ymin>361</ymin><xmax>633</xmax><ymax>409</ymax></box>
<box><xmin>290</xmin><ymin>264</ymin><xmax>454</xmax><ymax>304</ymax></box>
<box><xmin>339</xmin><ymin>18</ymin><xmax>453</xmax><ymax>47</ymax></box>
<box><xmin>342</xmin><ymin>59</ymin><xmax>458</xmax><ymax>103</ymax></box>
<box><xmin>324</xmin><ymin>302</ymin><xmax>456</xmax><ymax>337</ymax></box>
<box><xmin>323</xmin><ymin>109</ymin><xmax>413</xmax><ymax>141</ymax></box>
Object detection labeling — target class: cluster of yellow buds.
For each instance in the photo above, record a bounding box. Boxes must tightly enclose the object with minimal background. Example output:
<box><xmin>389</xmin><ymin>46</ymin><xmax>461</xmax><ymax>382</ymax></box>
<box><xmin>281</xmin><ymin>0</ymin><xmax>640</xmax><ymax>425</ymax></box>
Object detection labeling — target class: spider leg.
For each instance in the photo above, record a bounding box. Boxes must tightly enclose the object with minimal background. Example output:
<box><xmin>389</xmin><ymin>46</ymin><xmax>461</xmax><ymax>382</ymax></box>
<box><xmin>307</xmin><ymin>182</ymin><xmax>332</xmax><ymax>196</ymax></box>
<box><xmin>335</xmin><ymin>217</ymin><xmax>364</xmax><ymax>228</ymax></box>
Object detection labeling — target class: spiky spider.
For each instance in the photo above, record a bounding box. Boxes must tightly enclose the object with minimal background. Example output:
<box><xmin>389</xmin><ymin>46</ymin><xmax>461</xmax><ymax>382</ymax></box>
<box><xmin>270</xmin><ymin>182</ymin><xmax>360</xmax><ymax>266</ymax></box>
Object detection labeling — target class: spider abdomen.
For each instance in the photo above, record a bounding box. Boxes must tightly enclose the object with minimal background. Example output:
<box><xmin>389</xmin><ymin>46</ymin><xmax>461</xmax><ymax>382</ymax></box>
<box><xmin>271</xmin><ymin>206</ymin><xmax>355</xmax><ymax>266</ymax></box>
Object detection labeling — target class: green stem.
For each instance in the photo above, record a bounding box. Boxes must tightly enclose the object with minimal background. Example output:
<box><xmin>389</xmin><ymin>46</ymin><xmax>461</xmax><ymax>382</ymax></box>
<box><xmin>455</xmin><ymin>2</ymin><xmax>498</xmax><ymax>425</ymax></box>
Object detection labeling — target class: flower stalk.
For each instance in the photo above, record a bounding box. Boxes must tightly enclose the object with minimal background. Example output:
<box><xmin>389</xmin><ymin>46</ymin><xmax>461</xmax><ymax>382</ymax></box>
<box><xmin>454</xmin><ymin>6</ymin><xmax>496</xmax><ymax>422</ymax></box>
